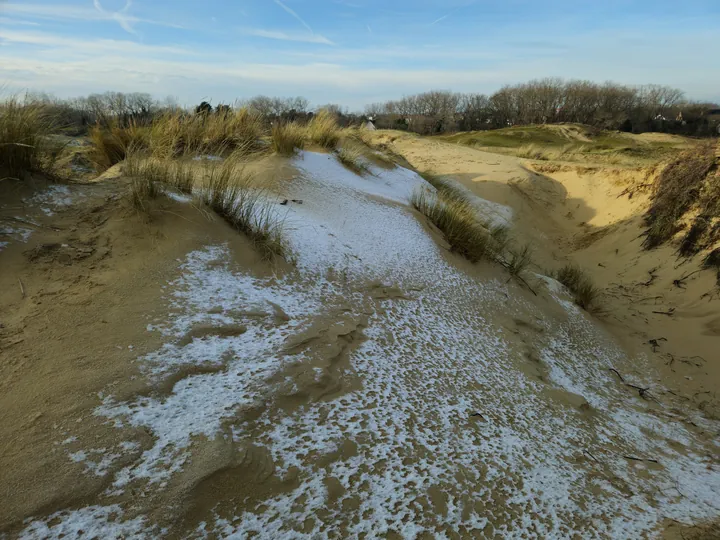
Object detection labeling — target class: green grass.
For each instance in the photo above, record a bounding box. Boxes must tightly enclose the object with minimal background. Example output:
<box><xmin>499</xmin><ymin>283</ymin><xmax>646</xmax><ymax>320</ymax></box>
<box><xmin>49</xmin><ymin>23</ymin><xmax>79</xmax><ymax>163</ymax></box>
<box><xmin>438</xmin><ymin>124</ymin><xmax>690</xmax><ymax>164</ymax></box>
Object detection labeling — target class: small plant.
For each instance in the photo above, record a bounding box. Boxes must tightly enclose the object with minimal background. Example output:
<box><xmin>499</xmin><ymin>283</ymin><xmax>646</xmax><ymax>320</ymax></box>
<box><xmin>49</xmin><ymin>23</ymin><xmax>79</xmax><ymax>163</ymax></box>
<box><xmin>504</xmin><ymin>243</ymin><xmax>533</xmax><ymax>276</ymax></box>
<box><xmin>271</xmin><ymin>122</ymin><xmax>306</xmax><ymax>156</ymax></box>
<box><xmin>129</xmin><ymin>175</ymin><xmax>161</xmax><ymax>213</ymax></box>
<box><xmin>336</xmin><ymin>144</ymin><xmax>370</xmax><ymax>175</ymax></box>
<box><xmin>517</xmin><ymin>144</ymin><xmax>548</xmax><ymax>160</ymax></box>
<box><xmin>307</xmin><ymin>110</ymin><xmax>341</xmax><ymax>149</ymax></box>
<box><xmin>553</xmin><ymin>264</ymin><xmax>600</xmax><ymax>312</ymax></box>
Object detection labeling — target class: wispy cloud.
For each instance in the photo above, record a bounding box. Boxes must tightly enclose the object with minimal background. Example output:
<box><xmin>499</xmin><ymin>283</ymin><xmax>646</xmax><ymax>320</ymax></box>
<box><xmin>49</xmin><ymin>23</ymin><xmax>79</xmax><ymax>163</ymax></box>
<box><xmin>0</xmin><ymin>29</ymin><xmax>191</xmax><ymax>55</ymax></box>
<box><xmin>93</xmin><ymin>0</ymin><xmax>136</xmax><ymax>35</ymax></box>
<box><xmin>0</xmin><ymin>17</ymin><xmax>41</xmax><ymax>26</ymax></box>
<box><xmin>274</xmin><ymin>0</ymin><xmax>314</xmax><ymax>33</ymax></box>
<box><xmin>367</xmin><ymin>25</ymin><xmax>373</xmax><ymax>34</ymax></box>
<box><xmin>241</xmin><ymin>28</ymin><xmax>334</xmax><ymax>45</ymax></box>
<box><xmin>1</xmin><ymin>3</ymin><xmax>184</xmax><ymax>30</ymax></box>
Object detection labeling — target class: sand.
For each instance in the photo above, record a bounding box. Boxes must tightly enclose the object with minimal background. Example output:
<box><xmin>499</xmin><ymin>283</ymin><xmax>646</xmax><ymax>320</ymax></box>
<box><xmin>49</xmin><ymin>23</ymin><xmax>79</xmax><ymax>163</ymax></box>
<box><xmin>1</xmin><ymin>138</ymin><xmax>719</xmax><ymax>538</ymax></box>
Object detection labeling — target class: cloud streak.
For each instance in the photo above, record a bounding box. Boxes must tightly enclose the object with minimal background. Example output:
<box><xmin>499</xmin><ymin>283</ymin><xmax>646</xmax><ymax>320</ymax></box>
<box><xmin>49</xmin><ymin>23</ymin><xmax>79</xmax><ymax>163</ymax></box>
<box><xmin>1</xmin><ymin>3</ymin><xmax>184</xmax><ymax>30</ymax></box>
<box><xmin>241</xmin><ymin>28</ymin><xmax>334</xmax><ymax>45</ymax></box>
<box><xmin>274</xmin><ymin>0</ymin><xmax>314</xmax><ymax>34</ymax></box>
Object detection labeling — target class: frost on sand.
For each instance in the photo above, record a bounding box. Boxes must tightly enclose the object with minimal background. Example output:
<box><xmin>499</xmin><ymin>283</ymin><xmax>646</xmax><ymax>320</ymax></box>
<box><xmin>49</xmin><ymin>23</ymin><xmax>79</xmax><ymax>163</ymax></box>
<box><xmin>21</xmin><ymin>153</ymin><xmax>720</xmax><ymax>538</ymax></box>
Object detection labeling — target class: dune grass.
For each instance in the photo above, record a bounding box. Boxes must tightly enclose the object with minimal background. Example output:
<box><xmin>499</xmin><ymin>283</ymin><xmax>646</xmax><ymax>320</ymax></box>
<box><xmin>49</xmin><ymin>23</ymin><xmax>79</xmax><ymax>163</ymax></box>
<box><xmin>271</xmin><ymin>122</ymin><xmax>306</xmax><ymax>156</ymax></box>
<box><xmin>89</xmin><ymin>108</ymin><xmax>265</xmax><ymax>170</ymax></box>
<box><xmin>0</xmin><ymin>97</ymin><xmax>55</xmax><ymax>177</ymax></box>
<box><xmin>411</xmin><ymin>188</ymin><xmax>490</xmax><ymax>263</ymax></box>
<box><xmin>553</xmin><ymin>264</ymin><xmax>600</xmax><ymax>311</ymax></box>
<box><xmin>336</xmin><ymin>143</ymin><xmax>370</xmax><ymax>175</ymax></box>
<box><xmin>123</xmin><ymin>155</ymin><xmax>195</xmax><ymax>194</ymax></box>
<box><xmin>307</xmin><ymin>110</ymin><xmax>341</xmax><ymax>149</ymax></box>
<box><xmin>200</xmin><ymin>160</ymin><xmax>286</xmax><ymax>260</ymax></box>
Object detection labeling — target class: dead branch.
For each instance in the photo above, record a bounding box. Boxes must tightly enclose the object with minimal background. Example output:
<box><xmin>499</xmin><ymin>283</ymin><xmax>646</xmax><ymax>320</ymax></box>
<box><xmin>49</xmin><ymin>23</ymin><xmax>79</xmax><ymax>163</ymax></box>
<box><xmin>18</xmin><ymin>278</ymin><xmax>25</xmax><ymax>299</ymax></box>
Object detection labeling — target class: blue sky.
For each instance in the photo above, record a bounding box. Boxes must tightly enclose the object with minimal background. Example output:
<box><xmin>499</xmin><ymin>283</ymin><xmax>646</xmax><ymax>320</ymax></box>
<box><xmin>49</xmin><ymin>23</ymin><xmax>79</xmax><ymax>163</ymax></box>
<box><xmin>1</xmin><ymin>0</ymin><xmax>719</xmax><ymax>109</ymax></box>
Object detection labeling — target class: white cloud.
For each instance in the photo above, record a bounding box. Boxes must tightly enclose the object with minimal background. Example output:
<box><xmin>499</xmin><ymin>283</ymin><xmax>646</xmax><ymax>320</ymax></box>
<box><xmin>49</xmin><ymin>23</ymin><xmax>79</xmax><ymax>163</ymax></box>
<box><xmin>240</xmin><ymin>28</ymin><xmax>334</xmax><ymax>45</ymax></box>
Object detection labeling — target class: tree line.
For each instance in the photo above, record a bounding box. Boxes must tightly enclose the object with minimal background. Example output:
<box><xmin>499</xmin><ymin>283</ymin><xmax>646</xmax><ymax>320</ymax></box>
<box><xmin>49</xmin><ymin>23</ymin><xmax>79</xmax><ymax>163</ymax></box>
<box><xmin>365</xmin><ymin>79</ymin><xmax>719</xmax><ymax>135</ymax></box>
<box><xmin>22</xmin><ymin>78</ymin><xmax>720</xmax><ymax>137</ymax></box>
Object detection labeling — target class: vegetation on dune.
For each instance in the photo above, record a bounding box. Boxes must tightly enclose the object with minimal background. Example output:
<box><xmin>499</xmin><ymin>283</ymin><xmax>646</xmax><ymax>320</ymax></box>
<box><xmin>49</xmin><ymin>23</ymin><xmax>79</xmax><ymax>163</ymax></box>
<box><xmin>336</xmin><ymin>143</ymin><xmax>370</xmax><ymax>175</ymax></box>
<box><xmin>201</xmin><ymin>160</ymin><xmax>286</xmax><ymax>260</ymax></box>
<box><xmin>123</xmin><ymin>154</ymin><xmax>286</xmax><ymax>260</ymax></box>
<box><xmin>643</xmin><ymin>142</ymin><xmax>718</xmax><ymax>250</ymax></box>
<box><xmin>411</xmin><ymin>188</ymin><xmax>490</xmax><ymax>263</ymax></box>
<box><xmin>123</xmin><ymin>155</ymin><xmax>195</xmax><ymax>194</ymax></box>
<box><xmin>0</xmin><ymin>97</ymin><xmax>56</xmax><ymax>177</ymax></box>
<box><xmin>271</xmin><ymin>122</ymin><xmax>306</xmax><ymax>156</ymax></box>
<box><xmin>307</xmin><ymin>110</ymin><xmax>342</xmax><ymax>149</ymax></box>
<box><xmin>553</xmin><ymin>264</ymin><xmax>600</xmax><ymax>312</ymax></box>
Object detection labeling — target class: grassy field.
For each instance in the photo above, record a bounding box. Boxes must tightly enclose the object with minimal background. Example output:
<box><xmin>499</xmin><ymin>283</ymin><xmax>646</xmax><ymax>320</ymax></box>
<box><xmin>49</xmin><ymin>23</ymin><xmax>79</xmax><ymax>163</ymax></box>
<box><xmin>438</xmin><ymin>123</ymin><xmax>694</xmax><ymax>165</ymax></box>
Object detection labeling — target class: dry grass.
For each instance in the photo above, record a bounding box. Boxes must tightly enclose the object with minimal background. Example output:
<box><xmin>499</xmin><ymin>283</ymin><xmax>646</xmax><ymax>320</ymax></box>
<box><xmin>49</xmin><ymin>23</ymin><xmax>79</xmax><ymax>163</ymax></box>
<box><xmin>643</xmin><ymin>142</ymin><xmax>717</xmax><ymax>249</ymax></box>
<box><xmin>124</xmin><ymin>155</ymin><xmax>195</xmax><ymax>194</ymax></box>
<box><xmin>149</xmin><ymin>108</ymin><xmax>264</xmax><ymax>159</ymax></box>
<box><xmin>517</xmin><ymin>144</ymin><xmax>550</xmax><ymax>160</ymax></box>
<box><xmin>307</xmin><ymin>110</ymin><xmax>341</xmax><ymax>149</ymax></box>
<box><xmin>411</xmin><ymin>188</ymin><xmax>490</xmax><ymax>262</ymax></box>
<box><xmin>89</xmin><ymin>108</ymin><xmax>265</xmax><ymax>169</ymax></box>
<box><xmin>200</xmin><ymin>160</ymin><xmax>286</xmax><ymax>260</ymax></box>
<box><xmin>271</xmin><ymin>122</ymin><xmax>306</xmax><ymax>156</ymax></box>
<box><xmin>553</xmin><ymin>264</ymin><xmax>600</xmax><ymax>311</ymax></box>
<box><xmin>129</xmin><ymin>174</ymin><xmax>161</xmax><ymax>212</ymax></box>
<box><xmin>89</xmin><ymin>122</ymin><xmax>149</xmax><ymax>171</ymax></box>
<box><xmin>0</xmin><ymin>97</ymin><xmax>55</xmax><ymax>176</ymax></box>
<box><xmin>336</xmin><ymin>143</ymin><xmax>370</xmax><ymax>175</ymax></box>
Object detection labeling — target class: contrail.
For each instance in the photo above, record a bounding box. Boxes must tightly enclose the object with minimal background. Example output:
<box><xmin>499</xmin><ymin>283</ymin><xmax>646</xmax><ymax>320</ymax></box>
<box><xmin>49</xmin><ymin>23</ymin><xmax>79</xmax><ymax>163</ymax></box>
<box><xmin>274</xmin><ymin>0</ymin><xmax>314</xmax><ymax>34</ymax></box>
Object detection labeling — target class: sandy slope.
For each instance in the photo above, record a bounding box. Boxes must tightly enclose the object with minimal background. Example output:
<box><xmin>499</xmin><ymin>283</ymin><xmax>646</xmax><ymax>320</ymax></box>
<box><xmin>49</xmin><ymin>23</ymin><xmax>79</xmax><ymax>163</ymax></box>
<box><xmin>1</xmin><ymin>146</ymin><xmax>719</xmax><ymax>538</ymax></box>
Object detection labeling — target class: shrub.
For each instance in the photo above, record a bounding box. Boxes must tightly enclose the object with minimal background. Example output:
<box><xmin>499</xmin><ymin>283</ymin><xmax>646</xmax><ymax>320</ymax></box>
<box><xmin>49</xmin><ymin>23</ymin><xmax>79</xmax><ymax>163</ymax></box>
<box><xmin>307</xmin><ymin>110</ymin><xmax>341</xmax><ymax>149</ymax></box>
<box><xmin>553</xmin><ymin>264</ymin><xmax>600</xmax><ymax>311</ymax></box>
<box><xmin>271</xmin><ymin>122</ymin><xmax>306</xmax><ymax>156</ymax></box>
<box><xmin>0</xmin><ymin>97</ymin><xmax>54</xmax><ymax>176</ymax></box>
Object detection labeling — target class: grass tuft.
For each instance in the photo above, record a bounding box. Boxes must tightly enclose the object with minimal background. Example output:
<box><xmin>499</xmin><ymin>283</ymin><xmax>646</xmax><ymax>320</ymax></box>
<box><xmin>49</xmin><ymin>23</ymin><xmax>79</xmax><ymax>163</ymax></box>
<box><xmin>201</xmin><ymin>160</ymin><xmax>286</xmax><ymax>260</ymax></box>
<box><xmin>307</xmin><ymin>110</ymin><xmax>341</xmax><ymax>149</ymax></box>
<box><xmin>124</xmin><ymin>155</ymin><xmax>195</xmax><ymax>194</ymax></box>
<box><xmin>411</xmin><ymin>188</ymin><xmax>490</xmax><ymax>262</ymax></box>
<box><xmin>553</xmin><ymin>264</ymin><xmax>600</xmax><ymax>311</ymax></box>
<box><xmin>336</xmin><ymin>143</ymin><xmax>370</xmax><ymax>175</ymax></box>
<box><xmin>271</xmin><ymin>122</ymin><xmax>306</xmax><ymax>156</ymax></box>
<box><xmin>129</xmin><ymin>175</ymin><xmax>161</xmax><ymax>213</ymax></box>
<box><xmin>0</xmin><ymin>97</ymin><xmax>55</xmax><ymax>176</ymax></box>
<box><xmin>505</xmin><ymin>243</ymin><xmax>533</xmax><ymax>276</ymax></box>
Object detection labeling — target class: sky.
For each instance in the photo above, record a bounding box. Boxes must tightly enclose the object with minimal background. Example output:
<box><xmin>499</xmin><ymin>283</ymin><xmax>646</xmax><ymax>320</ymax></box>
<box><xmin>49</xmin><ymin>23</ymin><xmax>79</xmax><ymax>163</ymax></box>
<box><xmin>0</xmin><ymin>0</ymin><xmax>719</xmax><ymax>110</ymax></box>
